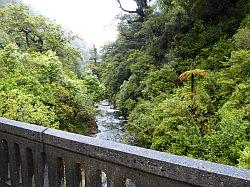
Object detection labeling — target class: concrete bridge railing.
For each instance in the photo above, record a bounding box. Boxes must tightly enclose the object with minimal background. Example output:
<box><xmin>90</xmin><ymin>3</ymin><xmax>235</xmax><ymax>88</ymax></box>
<box><xmin>0</xmin><ymin>117</ymin><xmax>249</xmax><ymax>187</ymax></box>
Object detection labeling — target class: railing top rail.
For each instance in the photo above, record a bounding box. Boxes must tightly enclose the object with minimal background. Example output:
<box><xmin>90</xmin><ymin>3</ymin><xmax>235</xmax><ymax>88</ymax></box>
<box><xmin>0</xmin><ymin>118</ymin><xmax>47</xmax><ymax>141</ymax></box>
<box><xmin>0</xmin><ymin>117</ymin><xmax>250</xmax><ymax>187</ymax></box>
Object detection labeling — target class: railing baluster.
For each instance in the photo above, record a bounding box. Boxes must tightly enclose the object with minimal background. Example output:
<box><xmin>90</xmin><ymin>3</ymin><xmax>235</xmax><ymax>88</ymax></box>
<box><xmin>47</xmin><ymin>157</ymin><xmax>65</xmax><ymax>187</ymax></box>
<box><xmin>106</xmin><ymin>167</ymin><xmax>124</xmax><ymax>187</ymax></box>
<box><xmin>85</xmin><ymin>166</ymin><xmax>102</xmax><ymax>187</ymax></box>
<box><xmin>20</xmin><ymin>147</ymin><xmax>33</xmax><ymax>187</ymax></box>
<box><xmin>33</xmin><ymin>151</ymin><xmax>45</xmax><ymax>187</ymax></box>
<box><xmin>8</xmin><ymin>142</ymin><xmax>21</xmax><ymax>187</ymax></box>
<box><xmin>65</xmin><ymin>161</ymin><xmax>81</xmax><ymax>187</ymax></box>
<box><xmin>107</xmin><ymin>174</ymin><xmax>124</xmax><ymax>187</ymax></box>
<box><xmin>0</xmin><ymin>139</ymin><xmax>9</xmax><ymax>185</ymax></box>
<box><xmin>47</xmin><ymin>158</ymin><xmax>59</xmax><ymax>187</ymax></box>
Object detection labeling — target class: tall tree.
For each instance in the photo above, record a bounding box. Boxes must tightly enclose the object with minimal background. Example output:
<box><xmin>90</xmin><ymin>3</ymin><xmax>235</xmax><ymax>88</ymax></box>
<box><xmin>116</xmin><ymin>0</ymin><xmax>152</xmax><ymax>20</ymax></box>
<box><xmin>0</xmin><ymin>4</ymin><xmax>81</xmax><ymax>72</ymax></box>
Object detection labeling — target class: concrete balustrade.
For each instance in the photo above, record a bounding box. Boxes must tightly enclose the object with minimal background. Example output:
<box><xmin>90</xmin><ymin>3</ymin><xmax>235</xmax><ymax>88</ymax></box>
<box><xmin>0</xmin><ymin>117</ymin><xmax>249</xmax><ymax>187</ymax></box>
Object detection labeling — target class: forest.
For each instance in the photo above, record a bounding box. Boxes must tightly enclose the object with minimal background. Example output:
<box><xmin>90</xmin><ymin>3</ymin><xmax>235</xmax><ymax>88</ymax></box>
<box><xmin>0</xmin><ymin>0</ymin><xmax>249</xmax><ymax>169</ymax></box>
<box><xmin>98</xmin><ymin>0</ymin><xmax>250</xmax><ymax>169</ymax></box>
<box><xmin>0</xmin><ymin>3</ymin><xmax>105</xmax><ymax>135</ymax></box>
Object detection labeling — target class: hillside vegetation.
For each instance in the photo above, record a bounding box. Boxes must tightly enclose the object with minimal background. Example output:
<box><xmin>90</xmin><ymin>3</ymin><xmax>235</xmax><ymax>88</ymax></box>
<box><xmin>0</xmin><ymin>4</ymin><xmax>104</xmax><ymax>134</ymax></box>
<box><xmin>99</xmin><ymin>0</ymin><xmax>250</xmax><ymax>168</ymax></box>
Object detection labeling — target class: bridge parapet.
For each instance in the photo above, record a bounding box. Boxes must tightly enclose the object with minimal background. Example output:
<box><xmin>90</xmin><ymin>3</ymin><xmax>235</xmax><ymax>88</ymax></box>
<box><xmin>0</xmin><ymin>118</ymin><xmax>249</xmax><ymax>187</ymax></box>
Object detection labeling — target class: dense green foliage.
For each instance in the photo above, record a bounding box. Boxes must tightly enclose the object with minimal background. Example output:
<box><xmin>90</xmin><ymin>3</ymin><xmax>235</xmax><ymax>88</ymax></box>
<box><xmin>0</xmin><ymin>4</ymin><xmax>104</xmax><ymax>134</ymax></box>
<box><xmin>99</xmin><ymin>0</ymin><xmax>250</xmax><ymax>168</ymax></box>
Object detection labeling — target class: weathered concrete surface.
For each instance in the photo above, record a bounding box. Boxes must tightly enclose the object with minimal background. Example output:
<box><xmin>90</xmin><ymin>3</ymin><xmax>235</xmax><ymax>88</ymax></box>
<box><xmin>0</xmin><ymin>117</ymin><xmax>250</xmax><ymax>187</ymax></box>
<box><xmin>0</xmin><ymin>118</ymin><xmax>47</xmax><ymax>141</ymax></box>
<box><xmin>43</xmin><ymin>128</ymin><xmax>250</xmax><ymax>187</ymax></box>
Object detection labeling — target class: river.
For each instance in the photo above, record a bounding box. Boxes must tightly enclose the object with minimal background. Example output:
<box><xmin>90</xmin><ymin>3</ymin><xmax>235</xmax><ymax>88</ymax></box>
<box><xmin>93</xmin><ymin>100</ymin><xmax>125</xmax><ymax>143</ymax></box>
<box><xmin>43</xmin><ymin>100</ymin><xmax>131</xmax><ymax>187</ymax></box>
<box><xmin>92</xmin><ymin>100</ymin><xmax>135</xmax><ymax>187</ymax></box>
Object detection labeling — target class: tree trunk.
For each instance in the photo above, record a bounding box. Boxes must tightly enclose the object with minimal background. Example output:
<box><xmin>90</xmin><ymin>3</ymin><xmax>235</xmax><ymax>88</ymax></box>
<box><xmin>25</xmin><ymin>32</ymin><xmax>30</xmax><ymax>47</ymax></box>
<box><xmin>191</xmin><ymin>73</ymin><xmax>196</xmax><ymax>114</ymax></box>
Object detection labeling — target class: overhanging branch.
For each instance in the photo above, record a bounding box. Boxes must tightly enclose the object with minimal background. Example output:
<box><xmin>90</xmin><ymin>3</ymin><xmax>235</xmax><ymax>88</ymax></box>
<box><xmin>116</xmin><ymin>0</ymin><xmax>138</xmax><ymax>14</ymax></box>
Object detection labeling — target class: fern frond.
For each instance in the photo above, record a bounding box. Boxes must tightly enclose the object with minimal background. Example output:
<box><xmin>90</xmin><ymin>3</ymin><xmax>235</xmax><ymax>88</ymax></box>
<box><xmin>179</xmin><ymin>69</ymin><xmax>207</xmax><ymax>81</ymax></box>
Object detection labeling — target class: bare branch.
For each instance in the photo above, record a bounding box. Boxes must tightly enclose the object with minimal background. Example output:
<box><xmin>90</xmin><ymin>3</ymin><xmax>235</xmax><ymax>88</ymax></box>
<box><xmin>116</xmin><ymin>0</ymin><xmax>138</xmax><ymax>14</ymax></box>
